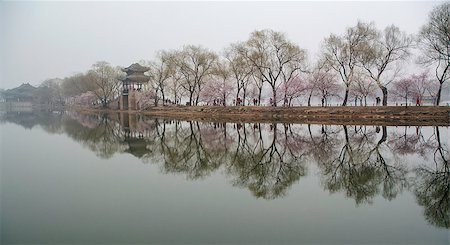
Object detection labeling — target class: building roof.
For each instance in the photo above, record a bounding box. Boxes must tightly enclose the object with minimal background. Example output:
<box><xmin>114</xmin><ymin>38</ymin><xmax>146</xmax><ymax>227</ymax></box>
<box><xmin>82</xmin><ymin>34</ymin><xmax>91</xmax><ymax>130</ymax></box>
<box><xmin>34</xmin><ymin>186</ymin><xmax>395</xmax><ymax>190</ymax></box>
<box><xmin>123</xmin><ymin>137</ymin><xmax>150</xmax><ymax>158</ymax></box>
<box><xmin>1</xmin><ymin>83</ymin><xmax>38</xmax><ymax>100</ymax></box>
<box><xmin>122</xmin><ymin>63</ymin><xmax>150</xmax><ymax>73</ymax></box>
<box><xmin>120</xmin><ymin>74</ymin><xmax>150</xmax><ymax>83</ymax></box>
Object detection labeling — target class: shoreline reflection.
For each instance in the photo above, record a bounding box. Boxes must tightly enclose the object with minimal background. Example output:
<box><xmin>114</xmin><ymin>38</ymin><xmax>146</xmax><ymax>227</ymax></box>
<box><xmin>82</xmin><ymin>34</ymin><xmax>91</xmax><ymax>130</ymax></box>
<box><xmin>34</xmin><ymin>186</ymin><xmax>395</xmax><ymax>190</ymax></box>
<box><xmin>1</xmin><ymin>110</ymin><xmax>448</xmax><ymax>229</ymax></box>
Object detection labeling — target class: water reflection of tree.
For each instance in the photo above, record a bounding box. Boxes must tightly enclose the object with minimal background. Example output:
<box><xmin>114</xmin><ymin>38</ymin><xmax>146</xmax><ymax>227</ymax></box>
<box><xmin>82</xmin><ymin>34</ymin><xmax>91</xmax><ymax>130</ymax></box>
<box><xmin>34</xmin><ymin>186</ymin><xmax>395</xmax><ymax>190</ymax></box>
<box><xmin>63</xmin><ymin>112</ymin><xmax>126</xmax><ymax>159</ymax></box>
<box><xmin>145</xmin><ymin>120</ymin><xmax>227</xmax><ymax>180</ymax></box>
<box><xmin>317</xmin><ymin>125</ymin><xmax>408</xmax><ymax>204</ymax></box>
<box><xmin>3</xmin><ymin>111</ymin><xmax>449</xmax><ymax>228</ymax></box>
<box><xmin>413</xmin><ymin>126</ymin><xmax>449</xmax><ymax>229</ymax></box>
<box><xmin>0</xmin><ymin>110</ymin><xmax>64</xmax><ymax>133</ymax></box>
<box><xmin>227</xmin><ymin>123</ymin><xmax>307</xmax><ymax>199</ymax></box>
<box><xmin>389</xmin><ymin>126</ymin><xmax>435</xmax><ymax>157</ymax></box>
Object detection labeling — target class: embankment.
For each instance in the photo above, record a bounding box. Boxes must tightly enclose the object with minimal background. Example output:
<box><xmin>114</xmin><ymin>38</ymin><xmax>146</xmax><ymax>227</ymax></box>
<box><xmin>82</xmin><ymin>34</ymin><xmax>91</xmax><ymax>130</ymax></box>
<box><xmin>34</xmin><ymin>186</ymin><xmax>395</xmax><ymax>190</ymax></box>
<box><xmin>71</xmin><ymin>105</ymin><xmax>450</xmax><ymax>126</ymax></box>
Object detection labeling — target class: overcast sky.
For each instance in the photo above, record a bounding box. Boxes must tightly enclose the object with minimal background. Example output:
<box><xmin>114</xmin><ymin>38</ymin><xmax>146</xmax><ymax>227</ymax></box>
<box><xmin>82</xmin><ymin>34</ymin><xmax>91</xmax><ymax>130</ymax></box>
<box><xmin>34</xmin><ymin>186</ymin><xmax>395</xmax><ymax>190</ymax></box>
<box><xmin>0</xmin><ymin>1</ymin><xmax>442</xmax><ymax>89</ymax></box>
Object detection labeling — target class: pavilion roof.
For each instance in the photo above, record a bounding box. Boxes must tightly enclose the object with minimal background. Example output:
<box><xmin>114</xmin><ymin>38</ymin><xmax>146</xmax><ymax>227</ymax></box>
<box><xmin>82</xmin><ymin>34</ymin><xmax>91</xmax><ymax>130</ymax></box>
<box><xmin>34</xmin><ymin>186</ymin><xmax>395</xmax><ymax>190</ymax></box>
<box><xmin>122</xmin><ymin>63</ymin><xmax>150</xmax><ymax>73</ymax></box>
<box><xmin>1</xmin><ymin>83</ymin><xmax>38</xmax><ymax>99</ymax></box>
<box><xmin>120</xmin><ymin>74</ymin><xmax>150</xmax><ymax>83</ymax></box>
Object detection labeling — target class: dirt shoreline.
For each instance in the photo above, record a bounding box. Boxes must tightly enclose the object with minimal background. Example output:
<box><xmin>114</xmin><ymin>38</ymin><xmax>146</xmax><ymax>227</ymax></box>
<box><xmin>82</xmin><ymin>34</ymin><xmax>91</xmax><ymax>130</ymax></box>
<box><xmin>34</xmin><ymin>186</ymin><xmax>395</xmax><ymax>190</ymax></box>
<box><xmin>70</xmin><ymin>105</ymin><xmax>450</xmax><ymax>126</ymax></box>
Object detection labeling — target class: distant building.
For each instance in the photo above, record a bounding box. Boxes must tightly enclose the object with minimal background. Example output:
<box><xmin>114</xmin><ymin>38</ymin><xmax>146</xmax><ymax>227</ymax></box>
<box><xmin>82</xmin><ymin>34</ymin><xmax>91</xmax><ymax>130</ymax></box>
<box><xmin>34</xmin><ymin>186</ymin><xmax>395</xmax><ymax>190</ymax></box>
<box><xmin>119</xmin><ymin>63</ymin><xmax>150</xmax><ymax>110</ymax></box>
<box><xmin>1</xmin><ymin>83</ymin><xmax>37</xmax><ymax>102</ymax></box>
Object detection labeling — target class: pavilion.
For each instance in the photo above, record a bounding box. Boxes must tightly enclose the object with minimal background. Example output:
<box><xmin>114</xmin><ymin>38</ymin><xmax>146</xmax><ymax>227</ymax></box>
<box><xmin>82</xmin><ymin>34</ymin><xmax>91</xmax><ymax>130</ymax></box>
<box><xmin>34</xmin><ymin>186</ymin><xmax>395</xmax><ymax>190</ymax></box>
<box><xmin>120</xmin><ymin>63</ymin><xmax>150</xmax><ymax>110</ymax></box>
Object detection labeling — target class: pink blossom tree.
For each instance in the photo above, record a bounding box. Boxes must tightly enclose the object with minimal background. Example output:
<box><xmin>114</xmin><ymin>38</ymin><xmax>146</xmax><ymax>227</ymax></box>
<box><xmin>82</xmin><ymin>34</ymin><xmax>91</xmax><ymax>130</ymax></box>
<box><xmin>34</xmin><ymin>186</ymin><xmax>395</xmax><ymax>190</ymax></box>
<box><xmin>349</xmin><ymin>76</ymin><xmax>376</xmax><ymax>106</ymax></box>
<box><xmin>306</xmin><ymin>69</ymin><xmax>341</xmax><ymax>107</ymax></box>
<box><xmin>392</xmin><ymin>77</ymin><xmax>415</xmax><ymax>107</ymax></box>
<box><xmin>409</xmin><ymin>72</ymin><xmax>439</xmax><ymax>105</ymax></box>
<box><xmin>71</xmin><ymin>91</ymin><xmax>98</xmax><ymax>108</ymax></box>
<box><xmin>316</xmin><ymin>74</ymin><xmax>341</xmax><ymax>107</ymax></box>
<box><xmin>200</xmin><ymin>78</ymin><xmax>234</xmax><ymax>106</ymax></box>
<box><xmin>276</xmin><ymin>75</ymin><xmax>308</xmax><ymax>107</ymax></box>
<box><xmin>135</xmin><ymin>90</ymin><xmax>157</xmax><ymax>110</ymax></box>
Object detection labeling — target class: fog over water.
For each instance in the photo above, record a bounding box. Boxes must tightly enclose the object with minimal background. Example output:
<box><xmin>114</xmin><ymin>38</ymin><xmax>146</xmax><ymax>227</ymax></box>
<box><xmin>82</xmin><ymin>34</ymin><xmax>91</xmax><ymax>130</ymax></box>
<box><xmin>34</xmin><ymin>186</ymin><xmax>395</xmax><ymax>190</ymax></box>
<box><xmin>0</xmin><ymin>1</ymin><xmax>440</xmax><ymax>89</ymax></box>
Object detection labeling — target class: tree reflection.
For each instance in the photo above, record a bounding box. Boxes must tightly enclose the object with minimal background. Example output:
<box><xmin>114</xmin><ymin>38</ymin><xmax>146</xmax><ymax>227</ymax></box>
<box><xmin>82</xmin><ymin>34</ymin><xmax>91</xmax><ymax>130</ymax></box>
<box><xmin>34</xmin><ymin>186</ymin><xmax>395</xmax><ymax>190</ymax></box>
<box><xmin>1</xmin><ymin>110</ymin><xmax>448</xmax><ymax>228</ymax></box>
<box><xmin>316</xmin><ymin>125</ymin><xmax>408</xmax><ymax>204</ymax></box>
<box><xmin>413</xmin><ymin>127</ymin><xmax>449</xmax><ymax>228</ymax></box>
<box><xmin>154</xmin><ymin>120</ymin><xmax>225</xmax><ymax>179</ymax></box>
<box><xmin>0</xmin><ymin>110</ymin><xmax>64</xmax><ymax>132</ymax></box>
<box><xmin>63</xmin><ymin>112</ymin><xmax>127</xmax><ymax>159</ymax></box>
<box><xmin>227</xmin><ymin>123</ymin><xmax>307</xmax><ymax>199</ymax></box>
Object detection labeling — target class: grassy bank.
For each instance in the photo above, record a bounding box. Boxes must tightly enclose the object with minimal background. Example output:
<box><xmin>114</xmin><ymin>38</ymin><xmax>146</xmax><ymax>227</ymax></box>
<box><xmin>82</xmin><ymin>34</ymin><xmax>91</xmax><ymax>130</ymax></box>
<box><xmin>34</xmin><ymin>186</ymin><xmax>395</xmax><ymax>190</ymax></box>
<box><xmin>70</xmin><ymin>105</ymin><xmax>450</xmax><ymax>126</ymax></box>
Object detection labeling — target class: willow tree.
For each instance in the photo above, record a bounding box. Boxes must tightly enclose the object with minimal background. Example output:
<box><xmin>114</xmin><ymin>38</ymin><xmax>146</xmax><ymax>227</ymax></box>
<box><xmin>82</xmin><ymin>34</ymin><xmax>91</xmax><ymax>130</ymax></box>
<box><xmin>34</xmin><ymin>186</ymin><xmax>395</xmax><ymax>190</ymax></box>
<box><xmin>418</xmin><ymin>2</ymin><xmax>450</xmax><ymax>105</ymax></box>
<box><xmin>224</xmin><ymin>43</ymin><xmax>253</xmax><ymax>106</ymax></box>
<box><xmin>148</xmin><ymin>51</ymin><xmax>173</xmax><ymax>106</ymax></box>
<box><xmin>173</xmin><ymin>45</ymin><xmax>217</xmax><ymax>105</ymax></box>
<box><xmin>88</xmin><ymin>61</ymin><xmax>122</xmax><ymax>108</ymax></box>
<box><xmin>238</xmin><ymin>29</ymin><xmax>307</xmax><ymax>107</ymax></box>
<box><xmin>359</xmin><ymin>25</ymin><xmax>412</xmax><ymax>106</ymax></box>
<box><xmin>323</xmin><ymin>21</ymin><xmax>377</xmax><ymax>106</ymax></box>
<box><xmin>200</xmin><ymin>59</ymin><xmax>234</xmax><ymax>106</ymax></box>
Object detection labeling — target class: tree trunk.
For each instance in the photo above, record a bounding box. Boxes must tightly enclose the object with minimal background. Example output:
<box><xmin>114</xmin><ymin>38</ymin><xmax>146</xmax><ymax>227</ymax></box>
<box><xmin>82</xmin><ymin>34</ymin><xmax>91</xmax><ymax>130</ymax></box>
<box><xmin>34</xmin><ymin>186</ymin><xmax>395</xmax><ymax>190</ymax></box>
<box><xmin>195</xmin><ymin>93</ymin><xmax>199</xmax><ymax>106</ymax></box>
<box><xmin>258</xmin><ymin>87</ymin><xmax>263</xmax><ymax>106</ymax></box>
<box><xmin>342</xmin><ymin>87</ymin><xmax>349</xmax><ymax>106</ymax></box>
<box><xmin>189</xmin><ymin>91</ymin><xmax>194</xmax><ymax>106</ymax></box>
<box><xmin>380</xmin><ymin>85</ymin><xmax>388</xmax><ymax>106</ymax></box>
<box><xmin>379</xmin><ymin>126</ymin><xmax>387</xmax><ymax>144</ymax></box>
<box><xmin>435</xmin><ymin>82</ymin><xmax>443</xmax><ymax>106</ymax></box>
<box><xmin>307</xmin><ymin>91</ymin><xmax>312</xmax><ymax>106</ymax></box>
<box><xmin>272</xmin><ymin>86</ymin><xmax>277</xmax><ymax>107</ymax></box>
<box><xmin>236</xmin><ymin>89</ymin><xmax>240</xmax><ymax>106</ymax></box>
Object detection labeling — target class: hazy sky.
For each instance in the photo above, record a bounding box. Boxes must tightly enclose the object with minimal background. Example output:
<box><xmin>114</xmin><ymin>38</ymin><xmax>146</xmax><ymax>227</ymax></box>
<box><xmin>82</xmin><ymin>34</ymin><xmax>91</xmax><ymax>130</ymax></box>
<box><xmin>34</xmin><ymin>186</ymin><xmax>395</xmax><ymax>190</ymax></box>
<box><xmin>0</xmin><ymin>1</ymin><xmax>441</xmax><ymax>89</ymax></box>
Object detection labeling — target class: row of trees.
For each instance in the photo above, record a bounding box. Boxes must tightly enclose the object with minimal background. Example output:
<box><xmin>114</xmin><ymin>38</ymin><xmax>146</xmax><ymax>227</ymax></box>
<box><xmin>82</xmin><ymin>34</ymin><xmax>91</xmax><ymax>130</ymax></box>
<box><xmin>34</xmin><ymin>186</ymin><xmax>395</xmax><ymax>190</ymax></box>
<box><xmin>34</xmin><ymin>3</ymin><xmax>449</xmax><ymax>107</ymax></box>
<box><xmin>36</xmin><ymin>61</ymin><xmax>123</xmax><ymax>108</ymax></box>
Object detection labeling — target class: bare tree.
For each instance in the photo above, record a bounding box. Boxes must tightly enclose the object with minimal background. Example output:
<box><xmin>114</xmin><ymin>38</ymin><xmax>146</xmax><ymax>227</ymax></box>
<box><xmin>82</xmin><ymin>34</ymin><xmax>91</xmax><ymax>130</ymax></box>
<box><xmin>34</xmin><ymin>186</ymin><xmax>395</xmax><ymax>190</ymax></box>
<box><xmin>418</xmin><ymin>2</ymin><xmax>450</xmax><ymax>105</ymax></box>
<box><xmin>61</xmin><ymin>72</ymin><xmax>98</xmax><ymax>98</ymax></box>
<box><xmin>323</xmin><ymin>21</ymin><xmax>377</xmax><ymax>106</ymax></box>
<box><xmin>392</xmin><ymin>77</ymin><xmax>415</xmax><ymax>107</ymax></box>
<box><xmin>88</xmin><ymin>61</ymin><xmax>122</xmax><ymax>108</ymax></box>
<box><xmin>167</xmin><ymin>67</ymin><xmax>184</xmax><ymax>105</ymax></box>
<box><xmin>306</xmin><ymin>59</ymin><xmax>342</xmax><ymax>107</ymax></box>
<box><xmin>40</xmin><ymin>78</ymin><xmax>65</xmax><ymax>105</ymax></box>
<box><xmin>315</xmin><ymin>72</ymin><xmax>341</xmax><ymax>107</ymax></box>
<box><xmin>148</xmin><ymin>51</ymin><xmax>173</xmax><ymax>106</ymax></box>
<box><xmin>209</xmin><ymin>59</ymin><xmax>234</xmax><ymax>106</ymax></box>
<box><xmin>409</xmin><ymin>72</ymin><xmax>439</xmax><ymax>104</ymax></box>
<box><xmin>172</xmin><ymin>45</ymin><xmax>217</xmax><ymax>105</ymax></box>
<box><xmin>225</xmin><ymin>43</ymin><xmax>253</xmax><ymax>105</ymax></box>
<box><xmin>359</xmin><ymin>25</ymin><xmax>413</xmax><ymax>106</ymax></box>
<box><xmin>350</xmin><ymin>73</ymin><xmax>376</xmax><ymax>106</ymax></box>
<box><xmin>238</xmin><ymin>29</ymin><xmax>307</xmax><ymax>106</ymax></box>
<box><xmin>250</xmin><ymin>70</ymin><xmax>265</xmax><ymax>105</ymax></box>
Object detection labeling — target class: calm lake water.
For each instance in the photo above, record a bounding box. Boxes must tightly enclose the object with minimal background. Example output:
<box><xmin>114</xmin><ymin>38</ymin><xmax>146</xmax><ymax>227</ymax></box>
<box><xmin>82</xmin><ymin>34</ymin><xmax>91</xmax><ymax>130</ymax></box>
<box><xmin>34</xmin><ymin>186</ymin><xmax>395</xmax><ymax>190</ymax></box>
<box><xmin>0</xmin><ymin>110</ymin><xmax>449</xmax><ymax>244</ymax></box>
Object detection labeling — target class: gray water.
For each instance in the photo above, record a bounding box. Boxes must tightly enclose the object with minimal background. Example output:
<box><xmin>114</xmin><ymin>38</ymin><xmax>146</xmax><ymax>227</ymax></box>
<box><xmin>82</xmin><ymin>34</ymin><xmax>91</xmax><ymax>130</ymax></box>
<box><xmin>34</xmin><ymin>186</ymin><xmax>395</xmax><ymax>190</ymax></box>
<box><xmin>0</xmin><ymin>111</ymin><xmax>449</xmax><ymax>244</ymax></box>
